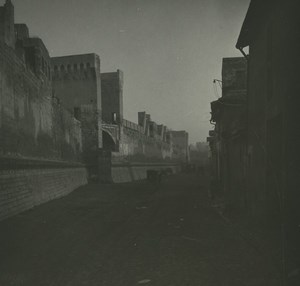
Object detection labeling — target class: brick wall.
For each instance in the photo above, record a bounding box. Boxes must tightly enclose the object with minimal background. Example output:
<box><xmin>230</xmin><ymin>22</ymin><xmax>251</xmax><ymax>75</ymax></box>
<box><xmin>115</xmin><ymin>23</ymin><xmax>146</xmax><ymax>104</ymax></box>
<box><xmin>0</xmin><ymin>158</ymin><xmax>87</xmax><ymax>221</ymax></box>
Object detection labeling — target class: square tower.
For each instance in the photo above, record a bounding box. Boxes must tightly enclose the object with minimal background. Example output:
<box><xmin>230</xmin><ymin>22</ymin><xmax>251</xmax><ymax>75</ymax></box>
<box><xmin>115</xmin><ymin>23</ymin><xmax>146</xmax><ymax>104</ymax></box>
<box><xmin>0</xmin><ymin>0</ymin><xmax>15</xmax><ymax>48</ymax></box>
<box><xmin>101</xmin><ymin>70</ymin><xmax>123</xmax><ymax>124</ymax></box>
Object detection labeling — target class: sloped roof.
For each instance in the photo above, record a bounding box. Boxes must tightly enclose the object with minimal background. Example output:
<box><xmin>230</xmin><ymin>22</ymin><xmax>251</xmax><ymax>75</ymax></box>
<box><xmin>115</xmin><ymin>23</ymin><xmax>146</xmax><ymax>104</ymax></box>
<box><xmin>236</xmin><ymin>0</ymin><xmax>274</xmax><ymax>49</ymax></box>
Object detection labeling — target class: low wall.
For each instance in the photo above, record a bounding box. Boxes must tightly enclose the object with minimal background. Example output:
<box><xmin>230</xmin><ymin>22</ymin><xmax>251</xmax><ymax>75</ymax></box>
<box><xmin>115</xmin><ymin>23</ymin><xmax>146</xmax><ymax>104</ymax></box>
<box><xmin>0</xmin><ymin>157</ymin><xmax>88</xmax><ymax>221</ymax></box>
<box><xmin>111</xmin><ymin>162</ymin><xmax>181</xmax><ymax>183</ymax></box>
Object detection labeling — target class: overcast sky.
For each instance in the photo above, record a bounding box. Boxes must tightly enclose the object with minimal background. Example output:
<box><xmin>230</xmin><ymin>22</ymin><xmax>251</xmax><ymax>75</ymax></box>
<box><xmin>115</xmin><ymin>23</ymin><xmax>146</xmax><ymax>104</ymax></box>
<box><xmin>9</xmin><ymin>0</ymin><xmax>250</xmax><ymax>144</ymax></box>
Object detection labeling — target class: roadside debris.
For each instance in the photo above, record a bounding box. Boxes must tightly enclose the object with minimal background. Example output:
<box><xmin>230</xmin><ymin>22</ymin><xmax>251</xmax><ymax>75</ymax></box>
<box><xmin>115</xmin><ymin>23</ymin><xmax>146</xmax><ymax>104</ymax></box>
<box><xmin>136</xmin><ymin>206</ymin><xmax>148</xmax><ymax>210</ymax></box>
<box><xmin>181</xmin><ymin>236</ymin><xmax>202</xmax><ymax>243</ymax></box>
<box><xmin>138</xmin><ymin>279</ymin><xmax>151</xmax><ymax>284</ymax></box>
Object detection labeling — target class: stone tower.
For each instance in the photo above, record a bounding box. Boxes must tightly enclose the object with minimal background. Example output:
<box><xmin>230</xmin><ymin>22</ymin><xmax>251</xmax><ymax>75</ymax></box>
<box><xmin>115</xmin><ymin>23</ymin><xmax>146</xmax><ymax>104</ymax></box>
<box><xmin>101</xmin><ymin>70</ymin><xmax>124</xmax><ymax>124</ymax></box>
<box><xmin>0</xmin><ymin>0</ymin><xmax>15</xmax><ymax>48</ymax></box>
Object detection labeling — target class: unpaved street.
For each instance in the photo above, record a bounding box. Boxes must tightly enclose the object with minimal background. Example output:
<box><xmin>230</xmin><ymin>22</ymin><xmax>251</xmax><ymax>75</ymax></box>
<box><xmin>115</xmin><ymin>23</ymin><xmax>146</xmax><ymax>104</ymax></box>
<box><xmin>0</xmin><ymin>174</ymin><xmax>280</xmax><ymax>286</ymax></box>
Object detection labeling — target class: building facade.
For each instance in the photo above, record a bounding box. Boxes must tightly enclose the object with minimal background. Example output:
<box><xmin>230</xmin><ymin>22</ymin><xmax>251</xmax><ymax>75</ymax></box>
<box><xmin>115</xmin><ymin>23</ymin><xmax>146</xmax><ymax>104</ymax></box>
<box><xmin>209</xmin><ymin>57</ymin><xmax>247</xmax><ymax>210</ymax></box>
<box><xmin>235</xmin><ymin>0</ymin><xmax>299</xmax><ymax>283</ymax></box>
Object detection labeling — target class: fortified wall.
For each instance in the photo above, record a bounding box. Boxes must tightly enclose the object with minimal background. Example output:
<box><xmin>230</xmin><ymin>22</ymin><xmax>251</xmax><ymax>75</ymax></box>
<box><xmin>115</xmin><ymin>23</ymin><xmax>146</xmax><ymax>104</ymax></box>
<box><xmin>1</xmin><ymin>0</ymin><xmax>190</xmax><ymax>220</ymax></box>
<box><xmin>0</xmin><ymin>40</ymin><xmax>82</xmax><ymax>161</ymax></box>
<box><xmin>107</xmin><ymin>115</ymin><xmax>180</xmax><ymax>183</ymax></box>
<box><xmin>117</xmin><ymin>115</ymin><xmax>173</xmax><ymax>162</ymax></box>
<box><xmin>0</xmin><ymin>0</ymin><xmax>87</xmax><ymax>221</ymax></box>
<box><xmin>51</xmin><ymin>54</ymin><xmax>102</xmax><ymax>175</ymax></box>
<box><xmin>98</xmin><ymin>71</ymin><xmax>188</xmax><ymax>182</ymax></box>
<box><xmin>100</xmin><ymin>72</ymin><xmax>176</xmax><ymax>162</ymax></box>
<box><xmin>170</xmin><ymin>131</ymin><xmax>190</xmax><ymax>162</ymax></box>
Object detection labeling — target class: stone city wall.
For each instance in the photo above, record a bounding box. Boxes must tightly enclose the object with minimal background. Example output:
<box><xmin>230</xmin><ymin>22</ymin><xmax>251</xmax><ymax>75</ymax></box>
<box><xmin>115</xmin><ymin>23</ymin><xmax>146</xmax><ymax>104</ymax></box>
<box><xmin>114</xmin><ymin>119</ymin><xmax>173</xmax><ymax>162</ymax></box>
<box><xmin>0</xmin><ymin>42</ymin><xmax>87</xmax><ymax>221</ymax></box>
<box><xmin>0</xmin><ymin>41</ymin><xmax>82</xmax><ymax>161</ymax></box>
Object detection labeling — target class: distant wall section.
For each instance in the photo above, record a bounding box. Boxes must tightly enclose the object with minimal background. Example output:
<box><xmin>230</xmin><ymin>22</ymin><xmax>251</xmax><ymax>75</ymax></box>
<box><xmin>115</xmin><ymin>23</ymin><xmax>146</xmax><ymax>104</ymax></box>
<box><xmin>170</xmin><ymin>131</ymin><xmax>189</xmax><ymax>163</ymax></box>
<box><xmin>112</xmin><ymin>119</ymin><xmax>173</xmax><ymax>162</ymax></box>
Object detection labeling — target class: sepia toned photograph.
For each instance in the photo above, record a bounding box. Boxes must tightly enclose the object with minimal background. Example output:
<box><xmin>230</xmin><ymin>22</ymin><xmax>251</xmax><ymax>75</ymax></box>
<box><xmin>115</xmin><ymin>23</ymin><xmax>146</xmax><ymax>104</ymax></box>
<box><xmin>0</xmin><ymin>0</ymin><xmax>299</xmax><ymax>285</ymax></box>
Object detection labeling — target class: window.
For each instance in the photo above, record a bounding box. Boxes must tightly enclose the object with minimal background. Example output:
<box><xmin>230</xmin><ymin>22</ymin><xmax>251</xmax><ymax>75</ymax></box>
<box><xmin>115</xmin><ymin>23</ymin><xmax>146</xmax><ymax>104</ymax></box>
<box><xmin>112</xmin><ymin>112</ymin><xmax>117</xmax><ymax>123</ymax></box>
<box><xmin>67</xmin><ymin>64</ymin><xmax>72</xmax><ymax>72</ymax></box>
<box><xmin>60</xmin><ymin>65</ymin><xmax>65</xmax><ymax>72</ymax></box>
<box><xmin>80</xmin><ymin>63</ymin><xmax>84</xmax><ymax>70</ymax></box>
<box><xmin>74</xmin><ymin>64</ymin><xmax>78</xmax><ymax>71</ymax></box>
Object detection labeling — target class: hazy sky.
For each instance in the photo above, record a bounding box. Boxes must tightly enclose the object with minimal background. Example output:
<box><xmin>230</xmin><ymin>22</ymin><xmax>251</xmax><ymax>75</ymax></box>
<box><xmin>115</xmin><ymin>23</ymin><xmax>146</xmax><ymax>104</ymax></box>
<box><xmin>9</xmin><ymin>0</ymin><xmax>250</xmax><ymax>143</ymax></box>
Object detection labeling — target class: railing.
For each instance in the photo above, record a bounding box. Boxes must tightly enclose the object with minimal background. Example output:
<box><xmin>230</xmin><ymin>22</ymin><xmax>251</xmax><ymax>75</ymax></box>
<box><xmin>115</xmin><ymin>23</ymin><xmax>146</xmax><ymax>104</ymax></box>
<box><xmin>122</xmin><ymin>119</ymin><xmax>144</xmax><ymax>133</ymax></box>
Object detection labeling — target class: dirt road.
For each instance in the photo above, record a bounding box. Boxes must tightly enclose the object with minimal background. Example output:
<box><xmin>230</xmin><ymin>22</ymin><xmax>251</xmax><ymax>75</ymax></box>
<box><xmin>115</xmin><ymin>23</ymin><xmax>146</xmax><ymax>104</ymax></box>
<box><xmin>0</xmin><ymin>173</ymin><xmax>280</xmax><ymax>285</ymax></box>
